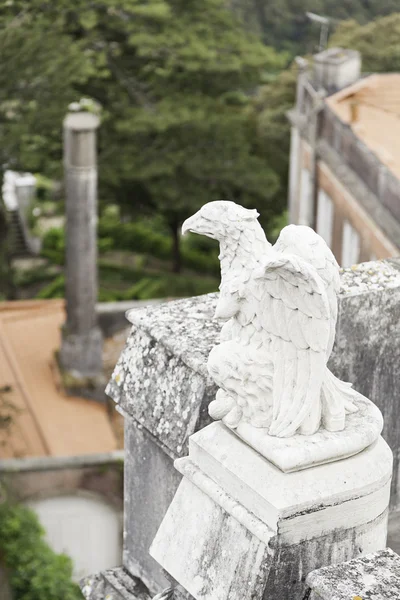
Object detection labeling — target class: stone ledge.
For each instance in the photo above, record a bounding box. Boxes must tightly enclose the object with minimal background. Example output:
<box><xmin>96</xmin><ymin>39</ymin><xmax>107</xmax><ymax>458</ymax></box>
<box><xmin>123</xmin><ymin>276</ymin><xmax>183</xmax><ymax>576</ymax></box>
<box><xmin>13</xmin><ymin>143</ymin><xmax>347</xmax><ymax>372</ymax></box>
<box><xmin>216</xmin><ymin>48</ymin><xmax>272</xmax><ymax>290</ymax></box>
<box><xmin>81</xmin><ymin>567</ymin><xmax>151</xmax><ymax>600</ymax></box>
<box><xmin>305</xmin><ymin>548</ymin><xmax>400</xmax><ymax>600</ymax></box>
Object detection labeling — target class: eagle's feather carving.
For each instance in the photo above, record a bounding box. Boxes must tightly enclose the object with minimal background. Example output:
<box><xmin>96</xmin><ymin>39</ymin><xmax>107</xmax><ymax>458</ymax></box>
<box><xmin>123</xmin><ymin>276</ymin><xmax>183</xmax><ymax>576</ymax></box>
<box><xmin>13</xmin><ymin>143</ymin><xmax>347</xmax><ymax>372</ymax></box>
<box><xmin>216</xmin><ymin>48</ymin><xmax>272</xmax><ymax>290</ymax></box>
<box><xmin>182</xmin><ymin>201</ymin><xmax>358</xmax><ymax>438</ymax></box>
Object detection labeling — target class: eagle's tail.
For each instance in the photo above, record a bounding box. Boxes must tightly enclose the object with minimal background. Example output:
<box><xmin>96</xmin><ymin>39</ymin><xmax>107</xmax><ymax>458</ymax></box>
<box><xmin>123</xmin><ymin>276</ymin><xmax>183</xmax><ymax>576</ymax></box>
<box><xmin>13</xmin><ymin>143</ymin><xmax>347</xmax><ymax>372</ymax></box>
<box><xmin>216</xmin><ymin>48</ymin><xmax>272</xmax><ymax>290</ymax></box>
<box><xmin>321</xmin><ymin>367</ymin><xmax>359</xmax><ymax>432</ymax></box>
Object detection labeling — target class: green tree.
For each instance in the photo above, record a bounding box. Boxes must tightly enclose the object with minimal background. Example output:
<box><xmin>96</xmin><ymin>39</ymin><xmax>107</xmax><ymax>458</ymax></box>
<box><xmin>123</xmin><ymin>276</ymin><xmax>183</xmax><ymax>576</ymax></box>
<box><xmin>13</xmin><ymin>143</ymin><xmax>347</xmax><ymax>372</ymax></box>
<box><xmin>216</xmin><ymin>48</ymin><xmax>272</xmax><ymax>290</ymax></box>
<box><xmin>250</xmin><ymin>66</ymin><xmax>296</xmax><ymax>225</ymax></box>
<box><xmin>229</xmin><ymin>0</ymin><xmax>400</xmax><ymax>56</ymax></box>
<box><xmin>0</xmin><ymin>13</ymin><xmax>93</xmax><ymax>177</ymax></box>
<box><xmin>330</xmin><ymin>13</ymin><xmax>400</xmax><ymax>72</ymax></box>
<box><xmin>0</xmin><ymin>0</ymin><xmax>285</xmax><ymax>272</ymax></box>
<box><xmin>0</xmin><ymin>501</ymin><xmax>81</xmax><ymax>600</ymax></box>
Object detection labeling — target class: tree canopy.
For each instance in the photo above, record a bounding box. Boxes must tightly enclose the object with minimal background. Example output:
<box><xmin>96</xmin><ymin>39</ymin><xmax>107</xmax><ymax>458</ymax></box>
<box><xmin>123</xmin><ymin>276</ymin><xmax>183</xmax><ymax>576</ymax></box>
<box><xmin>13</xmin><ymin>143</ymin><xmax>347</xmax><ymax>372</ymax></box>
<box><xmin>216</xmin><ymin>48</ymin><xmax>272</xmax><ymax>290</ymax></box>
<box><xmin>330</xmin><ymin>13</ymin><xmax>400</xmax><ymax>72</ymax></box>
<box><xmin>229</xmin><ymin>0</ymin><xmax>400</xmax><ymax>55</ymax></box>
<box><xmin>0</xmin><ymin>0</ymin><xmax>287</xmax><ymax>270</ymax></box>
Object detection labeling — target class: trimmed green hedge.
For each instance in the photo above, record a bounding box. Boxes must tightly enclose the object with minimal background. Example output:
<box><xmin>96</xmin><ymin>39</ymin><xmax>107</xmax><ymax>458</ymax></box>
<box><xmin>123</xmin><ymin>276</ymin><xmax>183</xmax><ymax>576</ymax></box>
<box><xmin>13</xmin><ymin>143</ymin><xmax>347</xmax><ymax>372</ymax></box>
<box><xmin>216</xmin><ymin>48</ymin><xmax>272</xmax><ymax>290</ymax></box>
<box><xmin>0</xmin><ymin>501</ymin><xmax>81</xmax><ymax>600</ymax></box>
<box><xmin>41</xmin><ymin>221</ymin><xmax>220</xmax><ymax>276</ymax></box>
<box><xmin>36</xmin><ymin>269</ymin><xmax>218</xmax><ymax>301</ymax></box>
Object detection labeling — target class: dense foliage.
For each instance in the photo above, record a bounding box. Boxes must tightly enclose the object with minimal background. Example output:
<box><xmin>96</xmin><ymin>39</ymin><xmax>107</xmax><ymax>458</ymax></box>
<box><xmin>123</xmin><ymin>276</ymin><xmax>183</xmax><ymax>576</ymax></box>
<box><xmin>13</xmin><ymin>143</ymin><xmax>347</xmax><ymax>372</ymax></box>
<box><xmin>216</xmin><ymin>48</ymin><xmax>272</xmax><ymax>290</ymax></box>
<box><xmin>0</xmin><ymin>501</ymin><xmax>81</xmax><ymax>600</ymax></box>
<box><xmin>250</xmin><ymin>66</ymin><xmax>297</xmax><ymax>217</ymax></box>
<box><xmin>330</xmin><ymin>13</ymin><xmax>400</xmax><ymax>72</ymax></box>
<box><xmin>36</xmin><ymin>218</ymin><xmax>219</xmax><ymax>301</ymax></box>
<box><xmin>0</xmin><ymin>0</ymin><xmax>287</xmax><ymax>271</ymax></box>
<box><xmin>230</xmin><ymin>0</ymin><xmax>400</xmax><ymax>55</ymax></box>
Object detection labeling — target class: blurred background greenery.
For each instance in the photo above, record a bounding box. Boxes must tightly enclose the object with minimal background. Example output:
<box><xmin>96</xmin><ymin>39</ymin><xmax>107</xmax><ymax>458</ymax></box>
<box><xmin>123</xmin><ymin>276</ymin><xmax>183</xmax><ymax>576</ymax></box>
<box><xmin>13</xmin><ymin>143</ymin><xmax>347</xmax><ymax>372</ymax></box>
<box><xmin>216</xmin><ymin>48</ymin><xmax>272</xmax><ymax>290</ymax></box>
<box><xmin>0</xmin><ymin>1</ymin><xmax>399</xmax><ymax>301</ymax></box>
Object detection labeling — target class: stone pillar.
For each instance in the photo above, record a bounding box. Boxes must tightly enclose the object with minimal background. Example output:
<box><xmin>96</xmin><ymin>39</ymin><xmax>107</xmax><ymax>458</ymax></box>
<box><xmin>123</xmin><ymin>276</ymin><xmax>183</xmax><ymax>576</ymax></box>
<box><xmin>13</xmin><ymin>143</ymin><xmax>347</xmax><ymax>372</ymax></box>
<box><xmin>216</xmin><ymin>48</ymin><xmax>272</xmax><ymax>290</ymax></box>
<box><xmin>59</xmin><ymin>111</ymin><xmax>103</xmax><ymax>379</ymax></box>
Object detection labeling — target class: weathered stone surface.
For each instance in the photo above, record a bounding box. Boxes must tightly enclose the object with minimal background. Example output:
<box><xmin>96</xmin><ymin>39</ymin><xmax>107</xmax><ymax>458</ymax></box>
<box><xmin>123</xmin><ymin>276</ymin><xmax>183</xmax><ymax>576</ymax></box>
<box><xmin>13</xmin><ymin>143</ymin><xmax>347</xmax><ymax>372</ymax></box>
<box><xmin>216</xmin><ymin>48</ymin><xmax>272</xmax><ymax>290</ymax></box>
<box><xmin>108</xmin><ymin>259</ymin><xmax>400</xmax><ymax>492</ymax></box>
<box><xmin>123</xmin><ymin>420</ymin><xmax>181</xmax><ymax>592</ymax></box>
<box><xmin>60</xmin><ymin>110</ymin><xmax>103</xmax><ymax>378</ymax></box>
<box><xmin>107</xmin><ymin>295</ymin><xmax>219</xmax><ymax>458</ymax></box>
<box><xmin>150</xmin><ymin>422</ymin><xmax>392</xmax><ymax>600</ymax></box>
<box><xmin>305</xmin><ymin>548</ymin><xmax>400</xmax><ymax>599</ymax></box>
<box><xmin>330</xmin><ymin>259</ymin><xmax>400</xmax><ymax>508</ymax></box>
<box><xmin>81</xmin><ymin>567</ymin><xmax>150</xmax><ymax>600</ymax></box>
<box><xmin>234</xmin><ymin>395</ymin><xmax>382</xmax><ymax>472</ymax></box>
<box><xmin>106</xmin><ymin>258</ymin><xmax>400</xmax><ymax>591</ymax></box>
<box><xmin>80</xmin><ymin>568</ymin><xmax>189</xmax><ymax>600</ymax></box>
<box><xmin>151</xmin><ymin>476</ymin><xmax>273</xmax><ymax>600</ymax></box>
<box><xmin>388</xmin><ymin>509</ymin><xmax>400</xmax><ymax>555</ymax></box>
<box><xmin>97</xmin><ymin>300</ymin><xmax>162</xmax><ymax>337</ymax></box>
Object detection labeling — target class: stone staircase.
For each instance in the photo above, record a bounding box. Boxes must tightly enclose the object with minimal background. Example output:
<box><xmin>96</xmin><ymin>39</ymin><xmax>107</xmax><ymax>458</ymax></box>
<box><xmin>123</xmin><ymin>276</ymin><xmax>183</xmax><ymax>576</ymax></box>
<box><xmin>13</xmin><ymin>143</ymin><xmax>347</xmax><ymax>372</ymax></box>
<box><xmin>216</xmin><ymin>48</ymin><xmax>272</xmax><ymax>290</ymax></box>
<box><xmin>1</xmin><ymin>170</ymin><xmax>38</xmax><ymax>257</ymax></box>
<box><xmin>6</xmin><ymin>208</ymin><xmax>31</xmax><ymax>256</ymax></box>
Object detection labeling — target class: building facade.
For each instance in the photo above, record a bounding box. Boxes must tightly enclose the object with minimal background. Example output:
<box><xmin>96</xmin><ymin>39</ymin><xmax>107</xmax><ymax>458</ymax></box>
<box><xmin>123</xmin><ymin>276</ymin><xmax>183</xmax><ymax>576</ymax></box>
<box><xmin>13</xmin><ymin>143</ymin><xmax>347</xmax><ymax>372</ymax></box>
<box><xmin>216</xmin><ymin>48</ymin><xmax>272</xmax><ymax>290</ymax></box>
<box><xmin>288</xmin><ymin>48</ymin><xmax>400</xmax><ymax>267</ymax></box>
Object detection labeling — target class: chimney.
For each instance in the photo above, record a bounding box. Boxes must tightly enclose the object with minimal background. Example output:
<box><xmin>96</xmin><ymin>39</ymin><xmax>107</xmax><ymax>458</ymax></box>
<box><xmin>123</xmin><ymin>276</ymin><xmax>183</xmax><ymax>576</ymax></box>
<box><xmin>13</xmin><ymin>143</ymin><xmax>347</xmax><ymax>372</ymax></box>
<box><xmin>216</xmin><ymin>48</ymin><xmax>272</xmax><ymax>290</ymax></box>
<box><xmin>313</xmin><ymin>47</ymin><xmax>361</xmax><ymax>93</ymax></box>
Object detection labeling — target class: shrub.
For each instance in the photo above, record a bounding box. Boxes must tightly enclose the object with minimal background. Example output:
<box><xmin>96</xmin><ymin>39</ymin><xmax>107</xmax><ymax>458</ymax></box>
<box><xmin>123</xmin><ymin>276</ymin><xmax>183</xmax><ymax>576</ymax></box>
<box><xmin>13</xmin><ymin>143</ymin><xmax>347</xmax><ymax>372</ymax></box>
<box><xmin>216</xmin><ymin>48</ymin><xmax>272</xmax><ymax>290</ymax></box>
<box><xmin>35</xmin><ymin>274</ymin><xmax>65</xmax><ymax>299</ymax></box>
<box><xmin>122</xmin><ymin>274</ymin><xmax>218</xmax><ymax>300</ymax></box>
<box><xmin>0</xmin><ymin>501</ymin><xmax>81</xmax><ymax>600</ymax></box>
<box><xmin>13</xmin><ymin>265</ymin><xmax>60</xmax><ymax>288</ymax></box>
<box><xmin>98</xmin><ymin>218</ymin><xmax>219</xmax><ymax>275</ymax></box>
<box><xmin>41</xmin><ymin>221</ymin><xmax>220</xmax><ymax>276</ymax></box>
<box><xmin>42</xmin><ymin>227</ymin><xmax>65</xmax><ymax>253</ymax></box>
<box><xmin>41</xmin><ymin>228</ymin><xmax>65</xmax><ymax>265</ymax></box>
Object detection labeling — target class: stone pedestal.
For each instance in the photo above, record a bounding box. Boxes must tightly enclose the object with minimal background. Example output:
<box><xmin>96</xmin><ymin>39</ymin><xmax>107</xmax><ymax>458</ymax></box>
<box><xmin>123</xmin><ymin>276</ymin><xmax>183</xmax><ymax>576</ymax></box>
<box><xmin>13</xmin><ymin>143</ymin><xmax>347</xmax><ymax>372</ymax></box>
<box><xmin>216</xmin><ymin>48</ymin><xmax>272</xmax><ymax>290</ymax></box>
<box><xmin>150</xmin><ymin>422</ymin><xmax>393</xmax><ymax>600</ymax></box>
<box><xmin>60</xmin><ymin>111</ymin><xmax>103</xmax><ymax>380</ymax></box>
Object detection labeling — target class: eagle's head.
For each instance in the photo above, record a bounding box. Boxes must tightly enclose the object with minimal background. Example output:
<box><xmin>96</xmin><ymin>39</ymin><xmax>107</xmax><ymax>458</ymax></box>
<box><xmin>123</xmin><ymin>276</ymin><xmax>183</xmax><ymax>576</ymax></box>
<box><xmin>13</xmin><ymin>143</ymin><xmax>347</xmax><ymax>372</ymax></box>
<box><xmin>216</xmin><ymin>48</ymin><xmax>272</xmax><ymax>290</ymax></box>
<box><xmin>182</xmin><ymin>201</ymin><xmax>259</xmax><ymax>241</ymax></box>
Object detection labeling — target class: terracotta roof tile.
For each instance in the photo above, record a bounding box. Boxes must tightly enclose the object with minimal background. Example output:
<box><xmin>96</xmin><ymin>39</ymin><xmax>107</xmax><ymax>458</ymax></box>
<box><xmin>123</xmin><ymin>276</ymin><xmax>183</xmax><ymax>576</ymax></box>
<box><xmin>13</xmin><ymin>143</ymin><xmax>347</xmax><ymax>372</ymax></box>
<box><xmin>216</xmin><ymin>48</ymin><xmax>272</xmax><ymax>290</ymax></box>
<box><xmin>0</xmin><ymin>300</ymin><xmax>117</xmax><ymax>459</ymax></box>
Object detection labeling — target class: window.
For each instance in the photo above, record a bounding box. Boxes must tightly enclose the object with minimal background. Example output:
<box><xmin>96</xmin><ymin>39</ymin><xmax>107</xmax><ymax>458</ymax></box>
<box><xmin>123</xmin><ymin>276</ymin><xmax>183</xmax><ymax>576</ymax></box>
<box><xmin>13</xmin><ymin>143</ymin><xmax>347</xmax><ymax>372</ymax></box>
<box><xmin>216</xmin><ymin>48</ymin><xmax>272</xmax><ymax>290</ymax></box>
<box><xmin>342</xmin><ymin>220</ymin><xmax>360</xmax><ymax>267</ymax></box>
<box><xmin>316</xmin><ymin>189</ymin><xmax>334</xmax><ymax>248</ymax></box>
<box><xmin>298</xmin><ymin>168</ymin><xmax>313</xmax><ymax>226</ymax></box>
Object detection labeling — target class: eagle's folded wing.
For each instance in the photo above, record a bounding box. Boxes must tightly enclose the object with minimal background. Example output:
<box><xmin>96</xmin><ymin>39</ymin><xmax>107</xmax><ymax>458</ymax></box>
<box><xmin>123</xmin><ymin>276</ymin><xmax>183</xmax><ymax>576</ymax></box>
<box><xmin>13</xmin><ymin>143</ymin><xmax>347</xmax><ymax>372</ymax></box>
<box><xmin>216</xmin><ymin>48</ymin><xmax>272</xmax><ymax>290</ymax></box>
<box><xmin>250</xmin><ymin>254</ymin><xmax>331</xmax><ymax>437</ymax></box>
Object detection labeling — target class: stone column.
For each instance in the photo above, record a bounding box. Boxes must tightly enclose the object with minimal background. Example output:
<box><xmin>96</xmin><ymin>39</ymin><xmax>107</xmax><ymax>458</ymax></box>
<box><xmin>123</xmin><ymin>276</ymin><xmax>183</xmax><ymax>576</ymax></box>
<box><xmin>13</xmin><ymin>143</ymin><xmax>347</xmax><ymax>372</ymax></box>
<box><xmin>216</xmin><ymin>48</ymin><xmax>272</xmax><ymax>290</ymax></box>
<box><xmin>59</xmin><ymin>111</ymin><xmax>103</xmax><ymax>379</ymax></box>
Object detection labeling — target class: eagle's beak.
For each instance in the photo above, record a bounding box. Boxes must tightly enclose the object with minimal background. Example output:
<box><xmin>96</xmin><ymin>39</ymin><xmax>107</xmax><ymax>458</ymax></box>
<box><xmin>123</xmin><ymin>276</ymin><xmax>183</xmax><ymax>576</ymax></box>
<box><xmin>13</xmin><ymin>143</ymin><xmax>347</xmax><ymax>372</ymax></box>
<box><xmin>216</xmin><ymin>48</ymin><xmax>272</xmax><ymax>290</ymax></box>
<box><xmin>182</xmin><ymin>212</ymin><xmax>216</xmax><ymax>239</ymax></box>
<box><xmin>181</xmin><ymin>213</ymin><xmax>199</xmax><ymax>236</ymax></box>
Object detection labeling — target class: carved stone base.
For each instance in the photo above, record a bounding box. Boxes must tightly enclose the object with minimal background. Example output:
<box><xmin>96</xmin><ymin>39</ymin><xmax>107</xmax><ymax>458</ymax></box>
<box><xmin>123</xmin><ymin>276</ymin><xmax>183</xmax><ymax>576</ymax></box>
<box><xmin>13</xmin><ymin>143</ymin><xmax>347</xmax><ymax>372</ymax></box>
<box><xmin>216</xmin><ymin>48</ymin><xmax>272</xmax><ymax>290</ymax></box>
<box><xmin>234</xmin><ymin>395</ymin><xmax>383</xmax><ymax>472</ymax></box>
<box><xmin>150</xmin><ymin>422</ymin><xmax>393</xmax><ymax>600</ymax></box>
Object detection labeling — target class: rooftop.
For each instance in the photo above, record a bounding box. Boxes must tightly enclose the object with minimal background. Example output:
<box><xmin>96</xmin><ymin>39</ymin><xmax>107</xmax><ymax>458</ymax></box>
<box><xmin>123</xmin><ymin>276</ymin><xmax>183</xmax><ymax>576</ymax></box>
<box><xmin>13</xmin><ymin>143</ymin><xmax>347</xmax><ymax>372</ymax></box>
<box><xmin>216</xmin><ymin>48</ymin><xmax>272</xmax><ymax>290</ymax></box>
<box><xmin>0</xmin><ymin>299</ymin><xmax>117</xmax><ymax>459</ymax></box>
<box><xmin>326</xmin><ymin>73</ymin><xmax>400</xmax><ymax>180</ymax></box>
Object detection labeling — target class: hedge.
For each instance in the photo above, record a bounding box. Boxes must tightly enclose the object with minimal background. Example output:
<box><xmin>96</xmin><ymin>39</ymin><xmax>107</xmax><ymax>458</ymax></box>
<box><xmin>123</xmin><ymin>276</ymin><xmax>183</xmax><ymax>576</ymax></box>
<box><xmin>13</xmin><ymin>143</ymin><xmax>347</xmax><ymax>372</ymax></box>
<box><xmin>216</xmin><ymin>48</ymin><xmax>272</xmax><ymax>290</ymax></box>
<box><xmin>35</xmin><ymin>269</ymin><xmax>218</xmax><ymax>301</ymax></box>
<box><xmin>0</xmin><ymin>501</ymin><xmax>81</xmax><ymax>600</ymax></box>
<box><xmin>41</xmin><ymin>221</ymin><xmax>220</xmax><ymax>276</ymax></box>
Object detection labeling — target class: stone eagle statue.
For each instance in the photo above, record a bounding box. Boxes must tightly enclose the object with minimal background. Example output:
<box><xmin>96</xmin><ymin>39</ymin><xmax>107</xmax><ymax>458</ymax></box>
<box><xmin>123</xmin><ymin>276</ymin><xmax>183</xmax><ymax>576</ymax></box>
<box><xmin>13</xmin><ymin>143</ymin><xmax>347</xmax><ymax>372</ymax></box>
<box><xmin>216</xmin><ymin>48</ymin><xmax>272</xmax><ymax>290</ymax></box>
<box><xmin>182</xmin><ymin>201</ymin><xmax>359</xmax><ymax>438</ymax></box>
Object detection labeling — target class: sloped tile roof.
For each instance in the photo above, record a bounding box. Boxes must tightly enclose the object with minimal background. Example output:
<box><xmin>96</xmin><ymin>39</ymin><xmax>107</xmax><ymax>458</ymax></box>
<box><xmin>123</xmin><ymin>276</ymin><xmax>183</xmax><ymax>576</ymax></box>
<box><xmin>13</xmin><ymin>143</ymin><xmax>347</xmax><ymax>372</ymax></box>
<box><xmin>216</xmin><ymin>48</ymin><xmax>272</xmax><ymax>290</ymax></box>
<box><xmin>0</xmin><ymin>300</ymin><xmax>117</xmax><ymax>458</ymax></box>
<box><xmin>326</xmin><ymin>74</ymin><xmax>400</xmax><ymax>180</ymax></box>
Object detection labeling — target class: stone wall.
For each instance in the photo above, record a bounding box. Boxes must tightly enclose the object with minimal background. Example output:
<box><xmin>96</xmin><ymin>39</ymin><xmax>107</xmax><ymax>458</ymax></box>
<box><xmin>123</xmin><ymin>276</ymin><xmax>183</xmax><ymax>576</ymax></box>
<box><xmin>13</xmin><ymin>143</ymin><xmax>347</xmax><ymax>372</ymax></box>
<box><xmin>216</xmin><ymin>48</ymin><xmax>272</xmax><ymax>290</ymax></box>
<box><xmin>107</xmin><ymin>258</ymin><xmax>400</xmax><ymax>593</ymax></box>
<box><xmin>97</xmin><ymin>300</ymin><xmax>162</xmax><ymax>338</ymax></box>
<box><xmin>320</xmin><ymin>106</ymin><xmax>400</xmax><ymax>224</ymax></box>
<box><xmin>330</xmin><ymin>260</ymin><xmax>400</xmax><ymax>507</ymax></box>
<box><xmin>0</xmin><ymin>451</ymin><xmax>124</xmax><ymax>510</ymax></box>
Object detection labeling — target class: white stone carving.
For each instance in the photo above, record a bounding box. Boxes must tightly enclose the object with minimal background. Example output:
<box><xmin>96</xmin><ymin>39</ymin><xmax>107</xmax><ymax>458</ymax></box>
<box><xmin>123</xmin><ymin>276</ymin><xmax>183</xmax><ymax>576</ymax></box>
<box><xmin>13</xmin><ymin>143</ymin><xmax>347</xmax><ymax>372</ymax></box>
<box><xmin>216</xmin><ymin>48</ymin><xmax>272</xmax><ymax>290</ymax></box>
<box><xmin>182</xmin><ymin>201</ymin><xmax>369</xmax><ymax>439</ymax></box>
